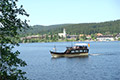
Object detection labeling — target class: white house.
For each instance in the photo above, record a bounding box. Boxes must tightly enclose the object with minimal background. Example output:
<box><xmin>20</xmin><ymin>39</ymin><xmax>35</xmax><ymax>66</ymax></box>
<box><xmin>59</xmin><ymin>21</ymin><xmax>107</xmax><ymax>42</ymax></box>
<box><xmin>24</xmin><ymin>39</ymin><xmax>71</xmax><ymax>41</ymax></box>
<box><xmin>97</xmin><ymin>35</ymin><xmax>114</xmax><ymax>41</ymax></box>
<box><xmin>58</xmin><ymin>28</ymin><xmax>66</xmax><ymax>38</ymax></box>
<box><xmin>115</xmin><ymin>33</ymin><xmax>120</xmax><ymax>40</ymax></box>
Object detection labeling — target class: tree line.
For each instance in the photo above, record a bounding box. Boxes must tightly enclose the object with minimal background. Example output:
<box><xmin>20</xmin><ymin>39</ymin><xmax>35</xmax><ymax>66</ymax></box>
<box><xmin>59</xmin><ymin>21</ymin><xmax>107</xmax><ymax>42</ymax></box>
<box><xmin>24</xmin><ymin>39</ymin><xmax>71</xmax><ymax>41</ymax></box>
<box><xmin>20</xmin><ymin>20</ymin><xmax>120</xmax><ymax>36</ymax></box>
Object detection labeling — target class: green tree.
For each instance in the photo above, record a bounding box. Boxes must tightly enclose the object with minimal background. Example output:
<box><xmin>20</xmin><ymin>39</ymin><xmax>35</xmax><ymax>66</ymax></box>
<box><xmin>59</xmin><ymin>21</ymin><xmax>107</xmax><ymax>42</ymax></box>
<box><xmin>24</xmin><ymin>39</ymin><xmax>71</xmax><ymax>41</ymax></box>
<box><xmin>81</xmin><ymin>35</ymin><xmax>87</xmax><ymax>40</ymax></box>
<box><xmin>118</xmin><ymin>38</ymin><xmax>120</xmax><ymax>41</ymax></box>
<box><xmin>76</xmin><ymin>35</ymin><xmax>79</xmax><ymax>41</ymax></box>
<box><xmin>0</xmin><ymin>0</ymin><xmax>29</xmax><ymax>80</ymax></box>
<box><xmin>91</xmin><ymin>34</ymin><xmax>96</xmax><ymax>40</ymax></box>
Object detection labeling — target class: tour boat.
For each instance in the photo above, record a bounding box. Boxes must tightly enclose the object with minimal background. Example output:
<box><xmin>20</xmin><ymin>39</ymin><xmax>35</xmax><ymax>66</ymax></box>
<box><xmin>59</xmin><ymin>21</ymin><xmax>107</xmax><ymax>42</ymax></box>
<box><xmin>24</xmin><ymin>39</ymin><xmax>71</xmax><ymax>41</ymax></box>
<box><xmin>50</xmin><ymin>43</ymin><xmax>89</xmax><ymax>58</ymax></box>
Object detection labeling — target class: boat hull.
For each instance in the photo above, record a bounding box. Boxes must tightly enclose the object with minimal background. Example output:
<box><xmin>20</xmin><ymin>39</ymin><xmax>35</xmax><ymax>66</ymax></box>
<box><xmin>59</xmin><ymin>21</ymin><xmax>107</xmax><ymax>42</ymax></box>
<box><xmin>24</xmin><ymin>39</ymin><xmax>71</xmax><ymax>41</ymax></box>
<box><xmin>50</xmin><ymin>51</ymin><xmax>88</xmax><ymax>58</ymax></box>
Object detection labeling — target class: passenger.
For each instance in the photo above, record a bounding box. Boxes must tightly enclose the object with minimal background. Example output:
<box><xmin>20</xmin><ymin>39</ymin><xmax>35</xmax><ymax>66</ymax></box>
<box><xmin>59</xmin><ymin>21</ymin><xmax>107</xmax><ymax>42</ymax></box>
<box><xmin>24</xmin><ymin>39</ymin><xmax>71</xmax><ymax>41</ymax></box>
<box><xmin>77</xmin><ymin>46</ymin><xmax>79</xmax><ymax>49</ymax></box>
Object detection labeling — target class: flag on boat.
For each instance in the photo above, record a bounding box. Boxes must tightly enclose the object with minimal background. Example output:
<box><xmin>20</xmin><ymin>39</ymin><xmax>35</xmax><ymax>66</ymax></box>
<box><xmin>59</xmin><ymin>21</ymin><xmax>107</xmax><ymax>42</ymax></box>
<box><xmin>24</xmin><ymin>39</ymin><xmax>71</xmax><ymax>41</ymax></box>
<box><xmin>88</xmin><ymin>43</ymin><xmax>90</xmax><ymax>47</ymax></box>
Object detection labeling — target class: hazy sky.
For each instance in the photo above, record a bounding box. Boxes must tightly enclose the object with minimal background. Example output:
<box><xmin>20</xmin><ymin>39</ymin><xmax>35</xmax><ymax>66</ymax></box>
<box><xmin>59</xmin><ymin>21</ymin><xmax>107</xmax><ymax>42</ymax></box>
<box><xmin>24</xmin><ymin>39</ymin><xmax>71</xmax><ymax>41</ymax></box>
<box><xmin>18</xmin><ymin>0</ymin><xmax>120</xmax><ymax>26</ymax></box>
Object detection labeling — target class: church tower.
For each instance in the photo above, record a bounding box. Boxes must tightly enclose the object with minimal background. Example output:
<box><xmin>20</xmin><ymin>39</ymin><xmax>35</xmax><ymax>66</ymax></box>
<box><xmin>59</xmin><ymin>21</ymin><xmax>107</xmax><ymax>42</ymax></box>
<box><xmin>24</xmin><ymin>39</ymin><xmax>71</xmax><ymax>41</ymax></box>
<box><xmin>63</xmin><ymin>28</ymin><xmax>66</xmax><ymax>38</ymax></box>
<box><xmin>58</xmin><ymin>28</ymin><xmax>67</xmax><ymax>38</ymax></box>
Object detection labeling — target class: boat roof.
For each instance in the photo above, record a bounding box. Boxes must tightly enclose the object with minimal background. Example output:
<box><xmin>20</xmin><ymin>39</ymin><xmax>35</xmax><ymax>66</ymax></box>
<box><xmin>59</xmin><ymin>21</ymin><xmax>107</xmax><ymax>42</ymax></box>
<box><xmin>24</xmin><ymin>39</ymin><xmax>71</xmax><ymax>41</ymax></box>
<box><xmin>75</xmin><ymin>43</ymin><xmax>87</xmax><ymax>46</ymax></box>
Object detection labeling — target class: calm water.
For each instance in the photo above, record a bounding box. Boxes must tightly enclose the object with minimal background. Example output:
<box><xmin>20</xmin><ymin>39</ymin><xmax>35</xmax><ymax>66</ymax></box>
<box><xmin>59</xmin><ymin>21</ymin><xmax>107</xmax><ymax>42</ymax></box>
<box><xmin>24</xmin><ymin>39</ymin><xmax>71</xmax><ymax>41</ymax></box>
<box><xmin>15</xmin><ymin>41</ymin><xmax>120</xmax><ymax>80</ymax></box>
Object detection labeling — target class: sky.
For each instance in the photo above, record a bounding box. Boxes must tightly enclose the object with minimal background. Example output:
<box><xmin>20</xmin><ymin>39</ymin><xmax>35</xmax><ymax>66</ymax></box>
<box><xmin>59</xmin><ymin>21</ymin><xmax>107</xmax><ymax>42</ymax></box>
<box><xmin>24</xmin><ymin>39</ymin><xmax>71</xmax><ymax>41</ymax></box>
<box><xmin>18</xmin><ymin>0</ymin><xmax>120</xmax><ymax>26</ymax></box>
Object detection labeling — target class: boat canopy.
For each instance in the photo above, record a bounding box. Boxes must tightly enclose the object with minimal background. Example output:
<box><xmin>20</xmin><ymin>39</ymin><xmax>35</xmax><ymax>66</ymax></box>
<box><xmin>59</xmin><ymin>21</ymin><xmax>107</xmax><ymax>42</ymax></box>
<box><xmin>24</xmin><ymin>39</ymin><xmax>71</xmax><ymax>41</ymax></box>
<box><xmin>75</xmin><ymin>43</ymin><xmax>88</xmax><ymax>46</ymax></box>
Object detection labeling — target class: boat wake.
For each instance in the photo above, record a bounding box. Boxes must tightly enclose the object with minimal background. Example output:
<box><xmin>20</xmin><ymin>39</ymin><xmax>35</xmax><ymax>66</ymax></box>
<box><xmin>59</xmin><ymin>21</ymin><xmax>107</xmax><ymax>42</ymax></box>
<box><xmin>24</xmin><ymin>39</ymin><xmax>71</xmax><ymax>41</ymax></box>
<box><xmin>89</xmin><ymin>53</ymin><xmax>120</xmax><ymax>56</ymax></box>
<box><xmin>89</xmin><ymin>53</ymin><xmax>102</xmax><ymax>56</ymax></box>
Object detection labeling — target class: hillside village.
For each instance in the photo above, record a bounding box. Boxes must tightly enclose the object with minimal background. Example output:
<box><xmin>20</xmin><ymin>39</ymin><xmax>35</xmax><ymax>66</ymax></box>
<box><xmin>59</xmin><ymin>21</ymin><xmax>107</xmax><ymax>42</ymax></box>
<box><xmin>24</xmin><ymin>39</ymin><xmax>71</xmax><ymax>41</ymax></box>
<box><xmin>20</xmin><ymin>28</ymin><xmax>120</xmax><ymax>43</ymax></box>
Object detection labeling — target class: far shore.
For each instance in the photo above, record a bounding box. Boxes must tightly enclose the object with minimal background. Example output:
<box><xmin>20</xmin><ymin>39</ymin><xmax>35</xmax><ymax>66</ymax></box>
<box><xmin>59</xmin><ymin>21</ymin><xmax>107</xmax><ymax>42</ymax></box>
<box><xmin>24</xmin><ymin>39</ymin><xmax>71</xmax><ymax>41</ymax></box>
<box><xmin>19</xmin><ymin>40</ymin><xmax>120</xmax><ymax>44</ymax></box>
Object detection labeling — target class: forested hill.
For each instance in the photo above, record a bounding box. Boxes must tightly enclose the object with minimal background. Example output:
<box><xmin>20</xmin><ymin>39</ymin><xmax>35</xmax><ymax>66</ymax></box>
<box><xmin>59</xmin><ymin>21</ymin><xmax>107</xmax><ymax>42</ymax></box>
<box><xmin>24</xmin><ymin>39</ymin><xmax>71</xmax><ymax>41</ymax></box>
<box><xmin>21</xmin><ymin>20</ymin><xmax>120</xmax><ymax>35</ymax></box>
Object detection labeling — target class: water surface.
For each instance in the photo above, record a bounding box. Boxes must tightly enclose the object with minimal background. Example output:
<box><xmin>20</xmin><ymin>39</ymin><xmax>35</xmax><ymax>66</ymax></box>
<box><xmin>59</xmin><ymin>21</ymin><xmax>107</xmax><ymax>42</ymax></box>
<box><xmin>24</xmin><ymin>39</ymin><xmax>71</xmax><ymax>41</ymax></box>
<box><xmin>15</xmin><ymin>41</ymin><xmax>120</xmax><ymax>80</ymax></box>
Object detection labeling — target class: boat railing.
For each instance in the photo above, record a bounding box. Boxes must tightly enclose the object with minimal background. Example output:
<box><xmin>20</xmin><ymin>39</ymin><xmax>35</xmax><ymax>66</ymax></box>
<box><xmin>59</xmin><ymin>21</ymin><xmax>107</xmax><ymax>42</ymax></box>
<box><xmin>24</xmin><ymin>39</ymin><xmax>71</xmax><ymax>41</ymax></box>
<box><xmin>71</xmin><ymin>46</ymin><xmax>87</xmax><ymax>49</ymax></box>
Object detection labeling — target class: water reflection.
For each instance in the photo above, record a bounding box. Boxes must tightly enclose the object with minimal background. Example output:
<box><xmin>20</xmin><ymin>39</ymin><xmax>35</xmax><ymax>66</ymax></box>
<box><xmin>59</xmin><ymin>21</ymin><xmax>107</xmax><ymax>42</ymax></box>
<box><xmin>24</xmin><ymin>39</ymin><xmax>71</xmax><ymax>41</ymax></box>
<box><xmin>51</xmin><ymin>56</ymin><xmax>89</xmax><ymax>59</ymax></box>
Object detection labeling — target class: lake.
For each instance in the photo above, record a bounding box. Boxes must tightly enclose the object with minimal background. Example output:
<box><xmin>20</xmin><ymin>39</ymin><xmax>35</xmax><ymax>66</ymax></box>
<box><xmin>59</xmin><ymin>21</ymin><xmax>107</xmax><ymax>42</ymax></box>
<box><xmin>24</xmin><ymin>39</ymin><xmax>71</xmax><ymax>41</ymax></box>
<box><xmin>15</xmin><ymin>41</ymin><xmax>120</xmax><ymax>80</ymax></box>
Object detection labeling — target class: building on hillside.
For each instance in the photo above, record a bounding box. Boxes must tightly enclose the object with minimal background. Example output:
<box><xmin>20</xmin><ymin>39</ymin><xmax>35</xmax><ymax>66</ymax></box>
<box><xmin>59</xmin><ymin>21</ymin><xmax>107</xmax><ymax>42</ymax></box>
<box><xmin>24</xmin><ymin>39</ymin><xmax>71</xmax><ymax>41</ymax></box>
<box><xmin>86</xmin><ymin>35</ymin><xmax>91</xmax><ymax>39</ymax></box>
<box><xmin>96</xmin><ymin>35</ymin><xmax>114</xmax><ymax>41</ymax></box>
<box><xmin>115</xmin><ymin>33</ymin><xmax>120</xmax><ymax>40</ymax></box>
<box><xmin>58</xmin><ymin>28</ymin><xmax>66</xmax><ymax>38</ymax></box>
<box><xmin>20</xmin><ymin>35</ymin><xmax>45</xmax><ymax>40</ymax></box>
<box><xmin>97</xmin><ymin>33</ymin><xmax>103</xmax><ymax>36</ymax></box>
<box><xmin>67</xmin><ymin>35</ymin><xmax>78</xmax><ymax>40</ymax></box>
<box><xmin>79</xmin><ymin>34</ymin><xmax>84</xmax><ymax>37</ymax></box>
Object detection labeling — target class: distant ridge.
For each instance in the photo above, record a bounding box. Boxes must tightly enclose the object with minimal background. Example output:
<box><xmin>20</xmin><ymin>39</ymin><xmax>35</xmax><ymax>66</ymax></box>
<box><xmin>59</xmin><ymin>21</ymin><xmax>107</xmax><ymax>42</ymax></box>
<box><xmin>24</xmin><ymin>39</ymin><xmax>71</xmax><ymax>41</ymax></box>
<box><xmin>21</xmin><ymin>19</ymin><xmax>120</xmax><ymax>35</ymax></box>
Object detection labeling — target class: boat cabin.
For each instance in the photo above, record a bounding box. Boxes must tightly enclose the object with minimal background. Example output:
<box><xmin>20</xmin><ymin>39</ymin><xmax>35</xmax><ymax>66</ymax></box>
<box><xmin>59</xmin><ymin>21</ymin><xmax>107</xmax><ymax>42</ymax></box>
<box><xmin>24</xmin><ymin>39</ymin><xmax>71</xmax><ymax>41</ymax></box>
<box><xmin>65</xmin><ymin>43</ymin><xmax>89</xmax><ymax>54</ymax></box>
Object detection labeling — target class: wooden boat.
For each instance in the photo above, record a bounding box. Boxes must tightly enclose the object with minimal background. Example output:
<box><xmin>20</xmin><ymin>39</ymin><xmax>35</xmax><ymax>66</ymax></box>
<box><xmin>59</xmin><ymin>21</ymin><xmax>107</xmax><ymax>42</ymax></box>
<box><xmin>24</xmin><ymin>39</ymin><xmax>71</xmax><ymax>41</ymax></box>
<box><xmin>50</xmin><ymin>43</ymin><xmax>89</xmax><ymax>58</ymax></box>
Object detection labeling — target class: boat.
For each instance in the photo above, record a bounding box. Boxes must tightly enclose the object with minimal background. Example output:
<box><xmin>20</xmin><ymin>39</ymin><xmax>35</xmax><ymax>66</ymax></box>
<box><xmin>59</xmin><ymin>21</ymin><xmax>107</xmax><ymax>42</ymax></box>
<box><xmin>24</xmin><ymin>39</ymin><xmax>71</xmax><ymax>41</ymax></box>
<box><xmin>50</xmin><ymin>43</ymin><xmax>89</xmax><ymax>58</ymax></box>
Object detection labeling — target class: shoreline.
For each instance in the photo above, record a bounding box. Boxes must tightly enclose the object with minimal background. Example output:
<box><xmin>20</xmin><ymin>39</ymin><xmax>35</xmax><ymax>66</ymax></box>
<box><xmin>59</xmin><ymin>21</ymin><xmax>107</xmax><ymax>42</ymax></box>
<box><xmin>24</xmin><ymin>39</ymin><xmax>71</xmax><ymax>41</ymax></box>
<box><xmin>19</xmin><ymin>40</ymin><xmax>120</xmax><ymax>44</ymax></box>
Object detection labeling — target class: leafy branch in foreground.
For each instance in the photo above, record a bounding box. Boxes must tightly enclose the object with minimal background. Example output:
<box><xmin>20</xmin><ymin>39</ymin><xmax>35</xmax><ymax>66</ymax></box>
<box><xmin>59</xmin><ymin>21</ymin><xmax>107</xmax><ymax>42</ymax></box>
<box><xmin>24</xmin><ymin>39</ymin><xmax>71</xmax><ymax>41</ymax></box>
<box><xmin>0</xmin><ymin>0</ymin><xmax>29</xmax><ymax>80</ymax></box>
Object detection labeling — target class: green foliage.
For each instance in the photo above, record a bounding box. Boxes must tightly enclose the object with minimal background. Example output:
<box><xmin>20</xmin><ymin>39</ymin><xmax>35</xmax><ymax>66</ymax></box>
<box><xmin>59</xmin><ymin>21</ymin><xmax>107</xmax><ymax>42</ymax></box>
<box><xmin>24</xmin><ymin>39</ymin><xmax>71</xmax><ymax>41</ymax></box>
<box><xmin>91</xmin><ymin>34</ymin><xmax>96</xmax><ymax>40</ymax></box>
<box><xmin>81</xmin><ymin>35</ymin><xmax>87</xmax><ymax>40</ymax></box>
<box><xmin>21</xmin><ymin>20</ymin><xmax>120</xmax><ymax>36</ymax></box>
<box><xmin>118</xmin><ymin>38</ymin><xmax>120</xmax><ymax>41</ymax></box>
<box><xmin>76</xmin><ymin>36</ymin><xmax>79</xmax><ymax>41</ymax></box>
<box><xmin>0</xmin><ymin>0</ymin><xmax>29</xmax><ymax>80</ymax></box>
<box><xmin>21</xmin><ymin>34</ymin><xmax>60</xmax><ymax>43</ymax></box>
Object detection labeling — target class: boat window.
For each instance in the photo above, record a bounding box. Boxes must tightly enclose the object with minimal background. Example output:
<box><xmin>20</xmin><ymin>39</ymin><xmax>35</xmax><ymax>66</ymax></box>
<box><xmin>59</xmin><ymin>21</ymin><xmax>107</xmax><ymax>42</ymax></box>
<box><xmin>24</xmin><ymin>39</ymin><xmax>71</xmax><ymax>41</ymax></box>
<box><xmin>83</xmin><ymin>50</ymin><xmax>85</xmax><ymax>52</ymax></box>
<box><xmin>86</xmin><ymin>50</ymin><xmax>88</xmax><ymax>52</ymax></box>
<box><xmin>84</xmin><ymin>50</ymin><xmax>88</xmax><ymax>52</ymax></box>
<box><xmin>75</xmin><ymin>50</ymin><xmax>79</xmax><ymax>53</ymax></box>
<box><xmin>80</xmin><ymin>50</ymin><xmax>83</xmax><ymax>52</ymax></box>
<box><xmin>71</xmin><ymin>50</ymin><xmax>75</xmax><ymax>53</ymax></box>
<box><xmin>83</xmin><ymin>50</ymin><xmax>84</xmax><ymax>52</ymax></box>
